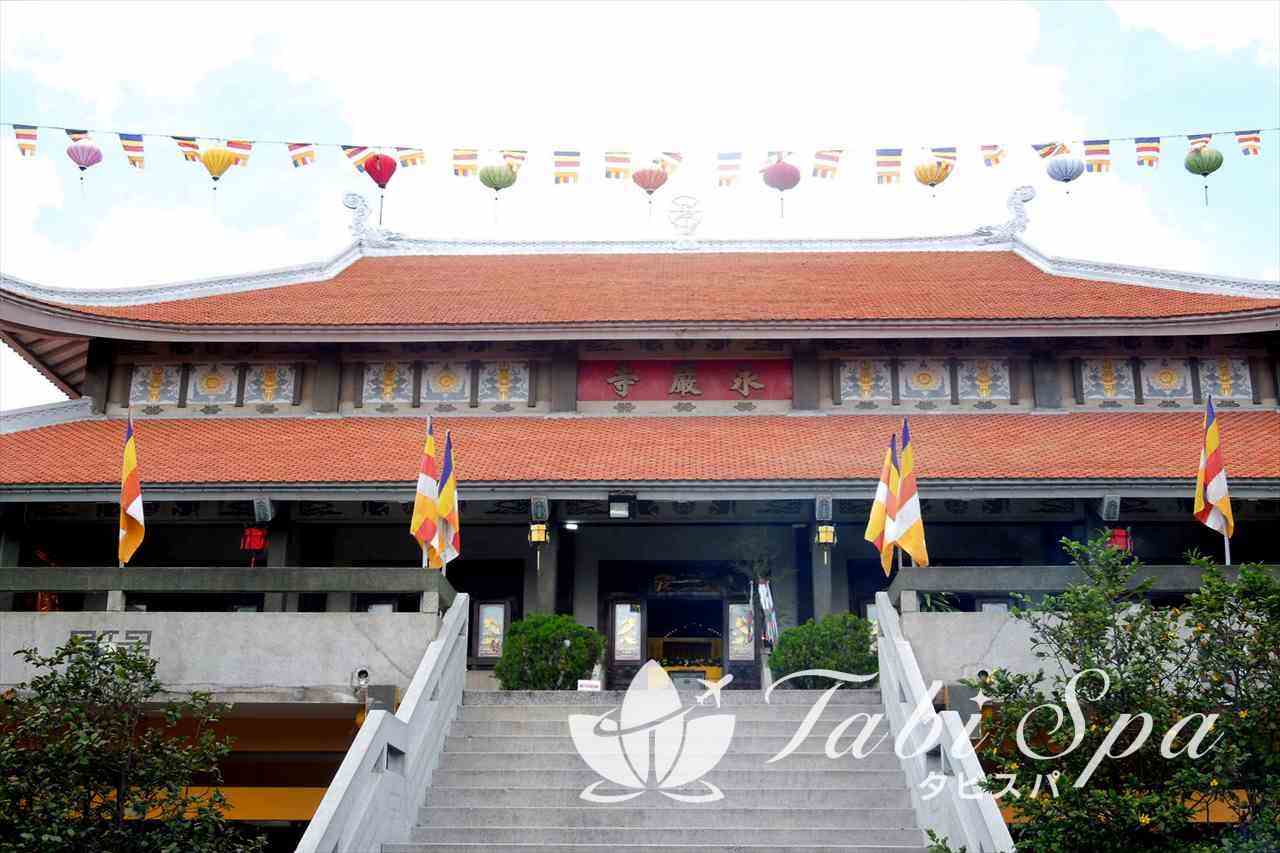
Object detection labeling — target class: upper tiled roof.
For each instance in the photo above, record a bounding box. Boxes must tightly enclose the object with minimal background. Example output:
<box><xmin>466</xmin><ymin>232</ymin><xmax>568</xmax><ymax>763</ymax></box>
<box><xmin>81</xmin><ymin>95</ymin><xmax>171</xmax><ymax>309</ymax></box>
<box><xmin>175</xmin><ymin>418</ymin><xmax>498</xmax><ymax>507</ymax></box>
<box><xmin>1</xmin><ymin>412</ymin><xmax>1277</xmax><ymax>488</ymax></box>
<box><xmin>26</xmin><ymin>251</ymin><xmax>1280</xmax><ymax>327</ymax></box>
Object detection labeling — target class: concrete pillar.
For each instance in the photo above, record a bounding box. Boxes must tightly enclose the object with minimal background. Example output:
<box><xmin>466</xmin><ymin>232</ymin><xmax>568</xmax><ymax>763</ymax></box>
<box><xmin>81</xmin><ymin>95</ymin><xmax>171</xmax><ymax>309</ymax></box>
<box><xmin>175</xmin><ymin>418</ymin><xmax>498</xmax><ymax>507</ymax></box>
<box><xmin>573</xmin><ymin>552</ymin><xmax>599</xmax><ymax>628</ymax></box>
<box><xmin>548</xmin><ymin>346</ymin><xmax>578</xmax><ymax>413</ymax></box>
<box><xmin>792</xmin><ymin>348</ymin><xmax>820</xmax><ymax>410</ymax></box>
<box><xmin>524</xmin><ymin>540</ymin><xmax>559</xmax><ymax>615</ymax></box>
<box><xmin>899</xmin><ymin>590</ymin><xmax>920</xmax><ymax>612</ymax></box>
<box><xmin>106</xmin><ymin>590</ymin><xmax>126</xmax><ymax>612</ymax></box>
<box><xmin>810</xmin><ymin>528</ymin><xmax>833</xmax><ymax>621</ymax></box>
<box><xmin>82</xmin><ymin>339</ymin><xmax>113</xmax><ymax>414</ymax></box>
<box><xmin>263</xmin><ymin>593</ymin><xmax>286</xmax><ymax>612</ymax></box>
<box><xmin>326</xmin><ymin>592</ymin><xmax>352</xmax><ymax>612</ymax></box>
<box><xmin>1031</xmin><ymin>354</ymin><xmax>1063</xmax><ymax>409</ymax></box>
<box><xmin>419</xmin><ymin>590</ymin><xmax>441</xmax><ymax>616</ymax></box>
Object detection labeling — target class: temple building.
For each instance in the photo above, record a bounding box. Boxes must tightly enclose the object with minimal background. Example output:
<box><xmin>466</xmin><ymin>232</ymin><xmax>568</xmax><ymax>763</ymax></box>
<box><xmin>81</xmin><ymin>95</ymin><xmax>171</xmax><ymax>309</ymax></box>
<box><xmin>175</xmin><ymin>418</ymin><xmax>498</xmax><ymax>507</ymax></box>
<box><xmin>2</xmin><ymin>188</ymin><xmax>1278</xmax><ymax>846</ymax></box>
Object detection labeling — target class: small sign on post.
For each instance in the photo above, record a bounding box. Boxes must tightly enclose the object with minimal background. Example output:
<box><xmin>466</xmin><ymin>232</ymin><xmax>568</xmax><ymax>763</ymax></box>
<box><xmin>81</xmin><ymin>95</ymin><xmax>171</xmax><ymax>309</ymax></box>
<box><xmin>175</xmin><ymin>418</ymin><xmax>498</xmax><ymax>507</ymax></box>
<box><xmin>577</xmin><ymin>679</ymin><xmax>602</xmax><ymax>692</ymax></box>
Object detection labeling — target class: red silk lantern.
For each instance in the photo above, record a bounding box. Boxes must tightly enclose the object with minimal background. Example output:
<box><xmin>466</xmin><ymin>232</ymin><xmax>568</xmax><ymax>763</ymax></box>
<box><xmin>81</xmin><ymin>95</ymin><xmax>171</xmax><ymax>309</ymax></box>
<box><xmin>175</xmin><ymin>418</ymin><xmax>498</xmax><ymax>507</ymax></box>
<box><xmin>632</xmin><ymin>167</ymin><xmax>668</xmax><ymax>196</ymax></box>
<box><xmin>364</xmin><ymin>153</ymin><xmax>397</xmax><ymax>225</ymax></box>
<box><xmin>365</xmin><ymin>153</ymin><xmax>397</xmax><ymax>190</ymax></box>
<box><xmin>762</xmin><ymin>158</ymin><xmax>801</xmax><ymax>217</ymax></box>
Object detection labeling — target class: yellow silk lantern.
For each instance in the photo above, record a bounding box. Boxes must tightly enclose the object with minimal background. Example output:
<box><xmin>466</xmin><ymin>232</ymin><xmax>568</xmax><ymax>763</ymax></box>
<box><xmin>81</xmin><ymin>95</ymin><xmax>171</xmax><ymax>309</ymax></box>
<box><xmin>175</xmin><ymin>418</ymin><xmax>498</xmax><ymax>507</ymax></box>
<box><xmin>200</xmin><ymin>147</ymin><xmax>237</xmax><ymax>184</ymax></box>
<box><xmin>914</xmin><ymin>160</ymin><xmax>954</xmax><ymax>188</ymax></box>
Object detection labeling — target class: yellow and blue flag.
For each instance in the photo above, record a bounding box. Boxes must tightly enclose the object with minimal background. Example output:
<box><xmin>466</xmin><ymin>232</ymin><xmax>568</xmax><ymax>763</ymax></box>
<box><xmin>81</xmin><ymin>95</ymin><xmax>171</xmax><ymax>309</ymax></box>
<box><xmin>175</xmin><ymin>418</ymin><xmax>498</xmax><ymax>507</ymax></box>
<box><xmin>118</xmin><ymin>412</ymin><xmax>145</xmax><ymax>565</ymax></box>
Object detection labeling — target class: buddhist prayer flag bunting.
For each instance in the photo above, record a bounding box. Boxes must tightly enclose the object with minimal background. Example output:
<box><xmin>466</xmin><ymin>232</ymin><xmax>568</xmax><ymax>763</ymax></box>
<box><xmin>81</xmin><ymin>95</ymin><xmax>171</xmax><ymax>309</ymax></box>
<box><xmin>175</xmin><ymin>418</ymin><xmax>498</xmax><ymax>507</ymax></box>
<box><xmin>342</xmin><ymin>145</ymin><xmax>373</xmax><ymax>173</ymax></box>
<box><xmin>1084</xmin><ymin>139</ymin><xmax>1111</xmax><ymax>173</ymax></box>
<box><xmin>1032</xmin><ymin>141</ymin><xmax>1069</xmax><ymax>158</ymax></box>
<box><xmin>396</xmin><ymin>146</ymin><xmax>425</xmax><ymax>167</ymax></box>
<box><xmin>887</xmin><ymin>418</ymin><xmax>929</xmax><ymax>566</ymax></box>
<box><xmin>451</xmin><ymin>147</ymin><xmax>477</xmax><ymax>176</ymax></box>
<box><xmin>980</xmin><ymin>144</ymin><xmax>1004</xmax><ymax>166</ymax></box>
<box><xmin>875</xmin><ymin>148</ymin><xmax>902</xmax><ymax>184</ymax></box>
<box><xmin>1135</xmin><ymin>136</ymin><xmax>1161</xmax><ymax>167</ymax></box>
<box><xmin>500</xmin><ymin>149</ymin><xmax>527</xmax><ymax>172</ymax></box>
<box><xmin>716</xmin><ymin>151</ymin><xmax>742</xmax><ymax>186</ymax></box>
<box><xmin>604</xmin><ymin>150</ymin><xmax>631</xmax><ymax>179</ymax></box>
<box><xmin>1188</xmin><ymin>133</ymin><xmax>1212</xmax><ymax>151</ymax></box>
<box><xmin>863</xmin><ymin>436</ymin><xmax>900</xmax><ymax>577</ymax></box>
<box><xmin>1194</xmin><ymin>397</ymin><xmax>1235</xmax><ymax>547</ymax></box>
<box><xmin>553</xmin><ymin>149</ymin><xmax>581</xmax><ymax>184</ymax></box>
<box><xmin>119</xmin><ymin>133</ymin><xmax>145</xmax><ymax>169</ymax></box>
<box><xmin>410</xmin><ymin>417</ymin><xmax>442</xmax><ymax>567</ymax></box>
<box><xmin>657</xmin><ymin>151</ymin><xmax>682</xmax><ymax>173</ymax></box>
<box><xmin>812</xmin><ymin>148</ymin><xmax>843</xmax><ymax>179</ymax></box>
<box><xmin>930</xmin><ymin>146</ymin><xmax>957</xmax><ymax>163</ymax></box>
<box><xmin>173</xmin><ymin>136</ymin><xmax>201</xmax><ymax>162</ymax></box>
<box><xmin>14</xmin><ymin>125</ymin><xmax>37</xmax><ymax>158</ymax></box>
<box><xmin>65</xmin><ymin>129</ymin><xmax>89</xmax><ymax>142</ymax></box>
<box><xmin>1235</xmin><ymin>130</ymin><xmax>1261</xmax><ymax>156</ymax></box>
<box><xmin>227</xmin><ymin>139</ymin><xmax>252</xmax><ymax>165</ymax></box>
<box><xmin>435</xmin><ymin>430</ymin><xmax>461</xmax><ymax>573</ymax></box>
<box><xmin>118</xmin><ymin>412</ymin><xmax>145</xmax><ymax>565</ymax></box>
<box><xmin>288</xmin><ymin>142</ymin><xmax>316</xmax><ymax>168</ymax></box>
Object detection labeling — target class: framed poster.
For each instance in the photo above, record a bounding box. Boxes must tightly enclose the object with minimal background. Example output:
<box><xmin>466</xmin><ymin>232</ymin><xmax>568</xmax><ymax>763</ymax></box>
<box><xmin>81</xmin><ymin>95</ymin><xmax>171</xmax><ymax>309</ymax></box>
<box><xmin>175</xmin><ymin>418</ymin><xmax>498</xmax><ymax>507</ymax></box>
<box><xmin>611</xmin><ymin>601</ymin><xmax>643</xmax><ymax>663</ymax></box>
<box><xmin>727</xmin><ymin>601</ymin><xmax>755</xmax><ymax>662</ymax></box>
<box><xmin>472</xmin><ymin>600</ymin><xmax>510</xmax><ymax>660</ymax></box>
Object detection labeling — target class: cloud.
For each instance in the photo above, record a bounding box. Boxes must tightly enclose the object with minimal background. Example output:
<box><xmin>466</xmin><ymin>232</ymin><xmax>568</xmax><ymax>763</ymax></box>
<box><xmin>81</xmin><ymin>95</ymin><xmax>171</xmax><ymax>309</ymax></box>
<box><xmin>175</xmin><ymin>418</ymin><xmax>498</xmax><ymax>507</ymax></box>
<box><xmin>1107</xmin><ymin>0</ymin><xmax>1280</xmax><ymax>67</ymax></box>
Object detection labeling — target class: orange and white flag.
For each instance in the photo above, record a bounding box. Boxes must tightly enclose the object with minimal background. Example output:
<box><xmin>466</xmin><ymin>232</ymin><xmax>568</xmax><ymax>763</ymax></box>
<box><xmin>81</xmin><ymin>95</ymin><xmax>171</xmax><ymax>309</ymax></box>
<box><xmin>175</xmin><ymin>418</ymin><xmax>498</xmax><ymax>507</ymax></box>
<box><xmin>863</xmin><ymin>435</ymin><xmax>900</xmax><ymax>576</ymax></box>
<box><xmin>409</xmin><ymin>417</ymin><xmax>442</xmax><ymax>566</ymax></box>
<box><xmin>118</xmin><ymin>412</ymin><xmax>145</xmax><ymax>564</ymax></box>
<box><xmin>887</xmin><ymin>417</ymin><xmax>929</xmax><ymax>567</ymax></box>
<box><xmin>1194</xmin><ymin>397</ymin><xmax>1234</xmax><ymax>538</ymax></box>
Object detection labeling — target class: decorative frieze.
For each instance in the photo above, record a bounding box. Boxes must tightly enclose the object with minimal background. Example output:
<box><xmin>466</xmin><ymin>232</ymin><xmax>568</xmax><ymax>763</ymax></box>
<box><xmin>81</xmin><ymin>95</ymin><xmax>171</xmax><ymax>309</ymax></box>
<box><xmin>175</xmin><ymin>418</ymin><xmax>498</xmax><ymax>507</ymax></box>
<box><xmin>838</xmin><ymin>359</ymin><xmax>892</xmax><ymax>407</ymax></box>
<box><xmin>363</xmin><ymin>361</ymin><xmax>414</xmax><ymax>405</ymax></box>
<box><xmin>1140</xmin><ymin>357</ymin><xmax>1193</xmax><ymax>406</ymax></box>
<box><xmin>957</xmin><ymin>358</ymin><xmax>1012</xmax><ymax>406</ymax></box>
<box><xmin>578</xmin><ymin>359</ymin><xmax>792</xmax><ymax>411</ymax></box>
<box><xmin>1081</xmin><ymin>358</ymin><xmax>1135</xmax><ymax>405</ymax></box>
<box><xmin>245</xmin><ymin>364</ymin><xmax>297</xmax><ymax>405</ymax></box>
<box><xmin>478</xmin><ymin>361</ymin><xmax>530</xmax><ymax>403</ymax></box>
<box><xmin>129</xmin><ymin>364</ymin><xmax>181</xmax><ymax>408</ymax></box>
<box><xmin>1197</xmin><ymin>356</ymin><xmax>1252</xmax><ymax>402</ymax></box>
<box><xmin>187</xmin><ymin>364</ymin><xmax>238</xmax><ymax>406</ymax></box>
<box><xmin>421</xmin><ymin>361</ymin><xmax>470</xmax><ymax>402</ymax></box>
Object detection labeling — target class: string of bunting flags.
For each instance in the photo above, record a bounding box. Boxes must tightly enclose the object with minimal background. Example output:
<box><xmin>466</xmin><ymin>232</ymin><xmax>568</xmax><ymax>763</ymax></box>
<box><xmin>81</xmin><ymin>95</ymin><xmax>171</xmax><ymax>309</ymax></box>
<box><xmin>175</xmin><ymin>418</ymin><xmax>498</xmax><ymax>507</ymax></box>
<box><xmin>4</xmin><ymin>121</ymin><xmax>1273</xmax><ymax>210</ymax></box>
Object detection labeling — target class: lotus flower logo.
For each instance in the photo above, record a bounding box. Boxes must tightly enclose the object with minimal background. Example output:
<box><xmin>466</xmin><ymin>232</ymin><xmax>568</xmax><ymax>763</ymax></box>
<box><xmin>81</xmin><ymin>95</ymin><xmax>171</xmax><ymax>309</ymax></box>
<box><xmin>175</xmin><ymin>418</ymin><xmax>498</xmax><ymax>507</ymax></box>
<box><xmin>569</xmin><ymin>660</ymin><xmax>735</xmax><ymax>804</ymax></box>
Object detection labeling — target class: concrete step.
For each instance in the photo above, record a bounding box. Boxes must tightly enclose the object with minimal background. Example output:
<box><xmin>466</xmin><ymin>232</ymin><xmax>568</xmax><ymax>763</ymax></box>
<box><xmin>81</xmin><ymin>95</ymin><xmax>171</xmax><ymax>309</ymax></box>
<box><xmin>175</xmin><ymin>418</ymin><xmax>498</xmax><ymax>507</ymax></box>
<box><xmin>444</xmin><ymin>736</ymin><xmax>897</xmax><ymax>755</ymax></box>
<box><xmin>384</xmin><ymin>840</ymin><xmax>926</xmax><ymax>845</ymax></box>
<box><xmin>438</xmin><ymin>751</ymin><xmax>904</xmax><ymax>771</ymax></box>
<box><xmin>423</xmin><ymin>787</ymin><xmax>913</xmax><ymax>809</ymax></box>
<box><xmin>451</xmin><ymin>719</ymin><xmax>890</xmax><ymax>738</ymax></box>
<box><xmin>416</xmin><ymin>806</ymin><xmax>919</xmax><ymax>830</ymax></box>
<box><xmin>432</xmin><ymin>769</ymin><xmax>907</xmax><ymax>789</ymax></box>
<box><xmin>462</xmin><ymin>690</ymin><xmax>882</xmax><ymax>706</ymax></box>
<box><xmin>407</xmin><ymin>827</ymin><xmax>926</xmax><ymax>846</ymax></box>
<box><xmin>458</xmin><ymin>704</ymin><xmax>885</xmax><ymax>722</ymax></box>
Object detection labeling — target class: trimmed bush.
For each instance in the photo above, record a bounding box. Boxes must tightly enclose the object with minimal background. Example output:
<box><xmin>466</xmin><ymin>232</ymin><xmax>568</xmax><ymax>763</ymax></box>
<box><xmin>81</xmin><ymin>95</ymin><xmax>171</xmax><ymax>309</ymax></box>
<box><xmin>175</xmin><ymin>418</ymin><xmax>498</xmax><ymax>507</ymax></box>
<box><xmin>767</xmin><ymin>612</ymin><xmax>878</xmax><ymax>689</ymax></box>
<box><xmin>494</xmin><ymin>613</ymin><xmax>604</xmax><ymax>690</ymax></box>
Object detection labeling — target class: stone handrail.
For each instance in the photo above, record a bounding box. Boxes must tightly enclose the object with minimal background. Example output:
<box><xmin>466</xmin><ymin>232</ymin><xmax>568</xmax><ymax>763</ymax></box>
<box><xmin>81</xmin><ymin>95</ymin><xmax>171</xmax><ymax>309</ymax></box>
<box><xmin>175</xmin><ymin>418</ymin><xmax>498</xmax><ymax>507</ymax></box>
<box><xmin>295</xmin><ymin>593</ymin><xmax>469</xmax><ymax>853</ymax></box>
<box><xmin>875</xmin><ymin>591</ymin><xmax>1015</xmax><ymax>852</ymax></box>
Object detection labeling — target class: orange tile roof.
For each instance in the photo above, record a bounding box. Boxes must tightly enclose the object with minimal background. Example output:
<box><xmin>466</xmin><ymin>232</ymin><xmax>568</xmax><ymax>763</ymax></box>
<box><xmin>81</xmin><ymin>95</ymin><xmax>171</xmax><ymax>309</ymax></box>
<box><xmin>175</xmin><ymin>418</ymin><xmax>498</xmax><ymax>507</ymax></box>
<box><xmin>48</xmin><ymin>252</ymin><xmax>1280</xmax><ymax>326</ymax></box>
<box><xmin>2</xmin><ymin>412</ymin><xmax>1277</xmax><ymax>486</ymax></box>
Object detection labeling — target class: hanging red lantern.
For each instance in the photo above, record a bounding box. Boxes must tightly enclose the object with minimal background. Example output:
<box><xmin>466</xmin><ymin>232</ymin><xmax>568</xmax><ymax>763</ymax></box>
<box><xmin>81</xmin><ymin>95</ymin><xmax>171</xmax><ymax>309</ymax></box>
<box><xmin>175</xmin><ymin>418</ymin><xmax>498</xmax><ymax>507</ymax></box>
<box><xmin>241</xmin><ymin>526</ymin><xmax>268</xmax><ymax>568</ymax></box>
<box><xmin>364</xmin><ymin>153</ymin><xmax>398</xmax><ymax>225</ymax></box>
<box><xmin>762</xmin><ymin>158</ymin><xmax>801</xmax><ymax>218</ymax></box>
<box><xmin>632</xmin><ymin>167</ymin><xmax>668</xmax><ymax>196</ymax></box>
<box><xmin>1106</xmin><ymin>527</ymin><xmax>1132</xmax><ymax>553</ymax></box>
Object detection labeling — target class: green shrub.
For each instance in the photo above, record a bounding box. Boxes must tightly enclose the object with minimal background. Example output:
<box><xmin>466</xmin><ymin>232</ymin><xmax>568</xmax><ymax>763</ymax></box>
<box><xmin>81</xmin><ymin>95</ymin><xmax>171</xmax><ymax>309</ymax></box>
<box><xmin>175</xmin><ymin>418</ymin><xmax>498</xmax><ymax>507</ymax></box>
<box><xmin>494</xmin><ymin>613</ymin><xmax>604</xmax><ymax>690</ymax></box>
<box><xmin>767</xmin><ymin>612</ymin><xmax>878</xmax><ymax>689</ymax></box>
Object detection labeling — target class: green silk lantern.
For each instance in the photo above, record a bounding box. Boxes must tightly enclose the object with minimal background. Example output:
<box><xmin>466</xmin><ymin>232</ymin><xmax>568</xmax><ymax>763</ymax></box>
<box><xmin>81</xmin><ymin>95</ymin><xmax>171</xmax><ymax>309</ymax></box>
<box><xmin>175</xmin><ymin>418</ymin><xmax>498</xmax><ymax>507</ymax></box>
<box><xmin>479</xmin><ymin>164</ymin><xmax>517</xmax><ymax>197</ymax></box>
<box><xmin>1184</xmin><ymin>147</ymin><xmax>1223</xmax><ymax>206</ymax></box>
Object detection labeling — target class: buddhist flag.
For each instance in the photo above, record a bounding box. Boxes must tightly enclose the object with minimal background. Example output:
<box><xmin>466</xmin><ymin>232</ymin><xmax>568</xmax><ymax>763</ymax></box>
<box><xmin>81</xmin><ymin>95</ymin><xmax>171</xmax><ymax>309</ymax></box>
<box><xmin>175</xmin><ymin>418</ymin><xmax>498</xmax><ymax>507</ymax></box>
<box><xmin>863</xmin><ymin>436</ymin><xmax>900</xmax><ymax>576</ymax></box>
<box><xmin>1135</xmin><ymin>136</ymin><xmax>1161</xmax><ymax>167</ymax></box>
<box><xmin>604</xmin><ymin>150</ymin><xmax>632</xmax><ymax>179</ymax></box>
<box><xmin>812</xmin><ymin>148</ymin><xmax>843</xmax><ymax>179</ymax></box>
<box><xmin>1188</xmin><ymin>133</ymin><xmax>1212</xmax><ymax>151</ymax></box>
<box><xmin>118</xmin><ymin>412</ymin><xmax>145</xmax><ymax>565</ymax></box>
<box><xmin>452</xmin><ymin>148</ymin><xmax>478</xmax><ymax>177</ymax></box>
<box><xmin>65</xmin><ymin>129</ymin><xmax>89</xmax><ymax>142</ymax></box>
<box><xmin>717</xmin><ymin>151</ymin><xmax>742</xmax><ymax>186</ymax></box>
<box><xmin>342</xmin><ymin>145</ymin><xmax>373</xmax><ymax>173</ymax></box>
<box><xmin>288</xmin><ymin>142</ymin><xmax>316</xmax><ymax>168</ymax></box>
<box><xmin>397</xmin><ymin>146</ymin><xmax>425</xmax><ymax>167</ymax></box>
<box><xmin>119</xmin><ymin>133</ymin><xmax>145</xmax><ymax>169</ymax></box>
<box><xmin>500</xmin><ymin>149</ymin><xmax>527</xmax><ymax>172</ymax></box>
<box><xmin>981</xmin><ymin>144</ymin><xmax>1005</xmax><ymax>167</ymax></box>
<box><xmin>227</xmin><ymin>139</ymin><xmax>252</xmax><ymax>165</ymax></box>
<box><xmin>173</xmin><ymin>136</ymin><xmax>201</xmax><ymax>162</ymax></box>
<box><xmin>1235</xmin><ymin>130</ymin><xmax>1261</xmax><ymax>157</ymax></box>
<box><xmin>1084</xmin><ymin>139</ymin><xmax>1111</xmax><ymax>173</ymax></box>
<box><xmin>657</xmin><ymin>151</ymin><xmax>682</xmax><ymax>174</ymax></box>
<box><xmin>887</xmin><ymin>418</ymin><xmax>929</xmax><ymax>567</ymax></box>
<box><xmin>930</xmin><ymin>146</ymin><xmax>957</xmax><ymax>164</ymax></box>
<box><xmin>435</xmin><ymin>431</ymin><xmax>461</xmax><ymax>573</ymax></box>
<box><xmin>1032</xmin><ymin>141</ymin><xmax>1069</xmax><ymax>158</ymax></box>
<box><xmin>1194</xmin><ymin>397</ymin><xmax>1234</xmax><ymax>539</ymax></box>
<box><xmin>410</xmin><ymin>418</ymin><xmax>442</xmax><ymax>566</ymax></box>
<box><xmin>553</xmin><ymin>149</ymin><xmax>581</xmax><ymax>184</ymax></box>
<box><xmin>876</xmin><ymin>148</ymin><xmax>902</xmax><ymax>184</ymax></box>
<box><xmin>14</xmin><ymin>125</ymin><xmax>37</xmax><ymax>158</ymax></box>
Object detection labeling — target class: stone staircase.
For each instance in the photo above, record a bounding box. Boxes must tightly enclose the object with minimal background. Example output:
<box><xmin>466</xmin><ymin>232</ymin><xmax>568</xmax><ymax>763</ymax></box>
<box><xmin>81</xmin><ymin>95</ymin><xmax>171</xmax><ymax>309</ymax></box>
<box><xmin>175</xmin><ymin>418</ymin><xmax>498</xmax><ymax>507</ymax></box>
<box><xmin>384</xmin><ymin>687</ymin><xmax>928</xmax><ymax>853</ymax></box>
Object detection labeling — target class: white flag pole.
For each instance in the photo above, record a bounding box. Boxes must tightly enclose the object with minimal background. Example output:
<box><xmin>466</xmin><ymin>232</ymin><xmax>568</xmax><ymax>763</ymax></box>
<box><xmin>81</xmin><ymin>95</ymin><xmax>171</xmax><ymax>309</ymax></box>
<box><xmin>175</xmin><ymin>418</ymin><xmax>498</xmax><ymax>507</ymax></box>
<box><xmin>1223</xmin><ymin>534</ymin><xmax>1232</xmax><ymax>567</ymax></box>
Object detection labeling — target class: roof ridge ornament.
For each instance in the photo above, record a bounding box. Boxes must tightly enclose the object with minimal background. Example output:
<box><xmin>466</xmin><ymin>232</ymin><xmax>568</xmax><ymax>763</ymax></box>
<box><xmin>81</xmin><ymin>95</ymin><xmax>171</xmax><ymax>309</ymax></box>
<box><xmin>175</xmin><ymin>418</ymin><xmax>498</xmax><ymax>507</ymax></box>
<box><xmin>975</xmin><ymin>185</ymin><xmax>1035</xmax><ymax>245</ymax></box>
<box><xmin>344</xmin><ymin>193</ymin><xmax>403</xmax><ymax>249</ymax></box>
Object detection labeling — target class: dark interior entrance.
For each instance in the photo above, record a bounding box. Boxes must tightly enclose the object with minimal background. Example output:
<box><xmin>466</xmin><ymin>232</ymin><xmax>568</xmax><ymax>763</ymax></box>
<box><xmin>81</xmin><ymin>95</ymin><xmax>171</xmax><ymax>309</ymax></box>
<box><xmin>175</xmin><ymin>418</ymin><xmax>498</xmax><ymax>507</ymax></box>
<box><xmin>646</xmin><ymin>597</ymin><xmax>724</xmax><ymax>689</ymax></box>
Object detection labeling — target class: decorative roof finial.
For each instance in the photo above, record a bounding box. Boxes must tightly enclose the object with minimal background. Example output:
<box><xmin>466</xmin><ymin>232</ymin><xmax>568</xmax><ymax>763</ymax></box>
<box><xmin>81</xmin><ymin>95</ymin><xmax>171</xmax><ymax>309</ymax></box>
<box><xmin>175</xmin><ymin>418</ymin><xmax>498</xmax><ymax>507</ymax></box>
<box><xmin>343</xmin><ymin>193</ymin><xmax>402</xmax><ymax>248</ymax></box>
<box><xmin>975</xmin><ymin>185</ymin><xmax>1035</xmax><ymax>244</ymax></box>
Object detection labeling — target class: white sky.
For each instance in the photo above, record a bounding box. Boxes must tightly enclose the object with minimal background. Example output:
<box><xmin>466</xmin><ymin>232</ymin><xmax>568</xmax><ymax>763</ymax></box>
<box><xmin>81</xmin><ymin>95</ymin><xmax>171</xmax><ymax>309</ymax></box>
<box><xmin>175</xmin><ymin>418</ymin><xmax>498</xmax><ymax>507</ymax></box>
<box><xmin>2</xmin><ymin>0</ymin><xmax>1278</xmax><ymax>411</ymax></box>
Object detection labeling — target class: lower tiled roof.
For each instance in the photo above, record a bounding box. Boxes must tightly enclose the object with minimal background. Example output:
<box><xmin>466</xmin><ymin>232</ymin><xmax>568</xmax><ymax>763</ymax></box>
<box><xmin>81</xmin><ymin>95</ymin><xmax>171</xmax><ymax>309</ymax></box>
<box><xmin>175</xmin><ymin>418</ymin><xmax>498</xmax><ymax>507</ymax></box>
<box><xmin>1</xmin><ymin>412</ymin><xmax>1277</xmax><ymax>486</ymax></box>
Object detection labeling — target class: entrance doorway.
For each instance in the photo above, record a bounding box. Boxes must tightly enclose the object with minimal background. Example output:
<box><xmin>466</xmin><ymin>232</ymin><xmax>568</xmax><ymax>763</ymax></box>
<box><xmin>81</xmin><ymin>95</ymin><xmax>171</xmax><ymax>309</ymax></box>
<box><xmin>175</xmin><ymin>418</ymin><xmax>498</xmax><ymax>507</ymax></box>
<box><xmin>646</xmin><ymin>596</ymin><xmax>724</xmax><ymax>690</ymax></box>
